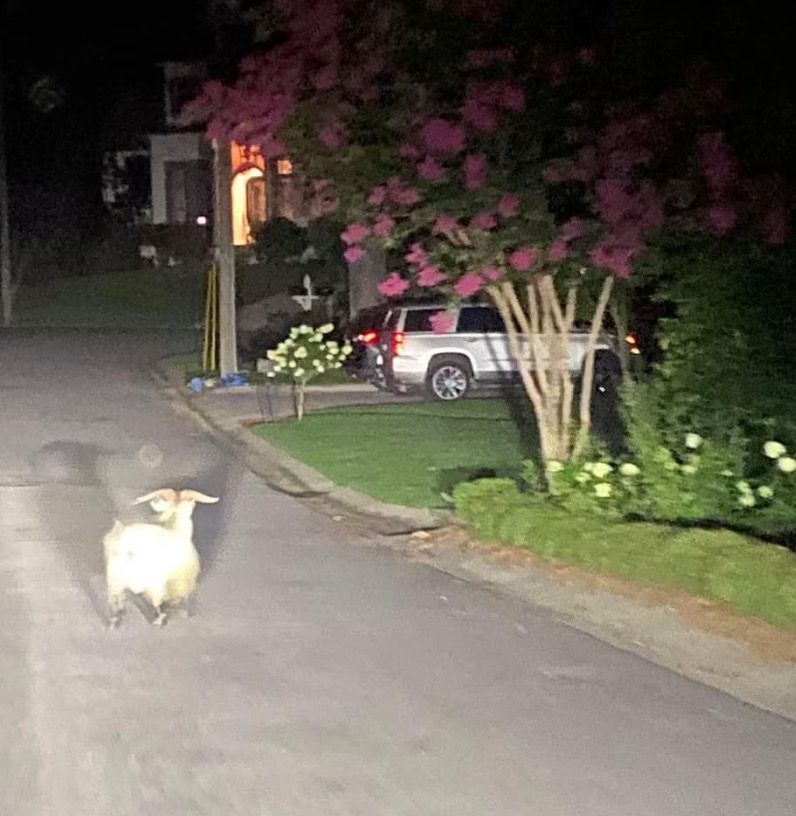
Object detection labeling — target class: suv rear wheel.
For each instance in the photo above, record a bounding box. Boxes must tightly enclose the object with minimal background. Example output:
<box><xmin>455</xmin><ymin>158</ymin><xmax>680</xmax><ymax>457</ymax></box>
<box><xmin>427</xmin><ymin>356</ymin><xmax>472</xmax><ymax>401</ymax></box>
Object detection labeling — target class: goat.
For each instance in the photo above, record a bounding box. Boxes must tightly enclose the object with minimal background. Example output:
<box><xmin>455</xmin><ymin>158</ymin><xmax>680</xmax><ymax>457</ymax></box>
<box><xmin>103</xmin><ymin>488</ymin><xmax>219</xmax><ymax>628</ymax></box>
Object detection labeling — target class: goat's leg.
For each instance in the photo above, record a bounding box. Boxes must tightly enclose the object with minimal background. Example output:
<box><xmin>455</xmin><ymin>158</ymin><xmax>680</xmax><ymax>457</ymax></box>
<box><xmin>107</xmin><ymin>590</ymin><xmax>126</xmax><ymax>629</ymax></box>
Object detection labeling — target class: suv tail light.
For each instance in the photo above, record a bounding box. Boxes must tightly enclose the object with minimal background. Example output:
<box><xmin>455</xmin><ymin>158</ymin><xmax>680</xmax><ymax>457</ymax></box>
<box><xmin>625</xmin><ymin>332</ymin><xmax>641</xmax><ymax>355</ymax></box>
<box><xmin>358</xmin><ymin>329</ymin><xmax>379</xmax><ymax>345</ymax></box>
<box><xmin>391</xmin><ymin>330</ymin><xmax>405</xmax><ymax>356</ymax></box>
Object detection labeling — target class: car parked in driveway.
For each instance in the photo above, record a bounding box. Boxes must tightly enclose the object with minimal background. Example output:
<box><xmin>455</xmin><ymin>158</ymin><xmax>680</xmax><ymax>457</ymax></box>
<box><xmin>373</xmin><ymin>301</ymin><xmax>623</xmax><ymax>401</ymax></box>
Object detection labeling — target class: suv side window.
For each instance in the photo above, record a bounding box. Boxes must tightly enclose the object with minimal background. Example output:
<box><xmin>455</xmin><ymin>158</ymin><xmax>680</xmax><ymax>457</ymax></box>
<box><xmin>403</xmin><ymin>309</ymin><xmax>438</xmax><ymax>332</ymax></box>
<box><xmin>457</xmin><ymin>306</ymin><xmax>505</xmax><ymax>333</ymax></box>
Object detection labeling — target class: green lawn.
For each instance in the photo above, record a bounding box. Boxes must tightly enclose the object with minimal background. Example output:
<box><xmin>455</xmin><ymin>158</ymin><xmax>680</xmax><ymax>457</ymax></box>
<box><xmin>13</xmin><ymin>267</ymin><xmax>206</xmax><ymax>328</ymax></box>
<box><xmin>253</xmin><ymin>398</ymin><xmax>539</xmax><ymax>507</ymax></box>
<box><xmin>455</xmin><ymin>479</ymin><xmax>796</xmax><ymax>628</ymax></box>
<box><xmin>254</xmin><ymin>398</ymin><xmax>796</xmax><ymax>627</ymax></box>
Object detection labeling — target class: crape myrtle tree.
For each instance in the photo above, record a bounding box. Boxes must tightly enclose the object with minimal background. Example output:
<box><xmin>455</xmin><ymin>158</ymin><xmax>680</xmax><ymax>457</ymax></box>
<box><xmin>184</xmin><ymin>0</ymin><xmax>791</xmax><ymax>466</ymax></box>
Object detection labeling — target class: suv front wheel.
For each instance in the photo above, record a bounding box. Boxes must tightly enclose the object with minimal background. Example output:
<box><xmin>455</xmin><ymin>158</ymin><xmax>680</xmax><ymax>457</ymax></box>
<box><xmin>427</xmin><ymin>356</ymin><xmax>472</xmax><ymax>401</ymax></box>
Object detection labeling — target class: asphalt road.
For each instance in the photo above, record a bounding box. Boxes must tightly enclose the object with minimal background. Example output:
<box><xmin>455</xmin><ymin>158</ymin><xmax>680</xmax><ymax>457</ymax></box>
<box><xmin>1</xmin><ymin>329</ymin><xmax>794</xmax><ymax>815</ymax></box>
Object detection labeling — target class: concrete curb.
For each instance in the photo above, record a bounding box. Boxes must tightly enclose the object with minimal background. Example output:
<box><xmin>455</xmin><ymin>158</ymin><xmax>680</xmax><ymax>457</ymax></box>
<box><xmin>150</xmin><ymin>358</ymin><xmax>456</xmax><ymax>534</ymax></box>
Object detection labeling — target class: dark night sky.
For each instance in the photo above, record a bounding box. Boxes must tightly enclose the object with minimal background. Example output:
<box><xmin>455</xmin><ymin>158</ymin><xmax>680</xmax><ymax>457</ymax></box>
<box><xmin>1</xmin><ymin>0</ymin><xmax>795</xmax><ymax>224</ymax></box>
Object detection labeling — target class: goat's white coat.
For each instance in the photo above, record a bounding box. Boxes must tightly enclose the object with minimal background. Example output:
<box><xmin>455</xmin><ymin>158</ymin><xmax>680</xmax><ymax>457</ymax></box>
<box><xmin>103</xmin><ymin>488</ymin><xmax>218</xmax><ymax>626</ymax></box>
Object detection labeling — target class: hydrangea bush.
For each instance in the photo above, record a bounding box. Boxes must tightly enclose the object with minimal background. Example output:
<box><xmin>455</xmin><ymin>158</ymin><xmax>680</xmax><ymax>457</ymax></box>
<box><xmin>522</xmin><ymin>434</ymin><xmax>796</xmax><ymax>529</ymax></box>
<box><xmin>266</xmin><ymin>323</ymin><xmax>352</xmax><ymax>420</ymax></box>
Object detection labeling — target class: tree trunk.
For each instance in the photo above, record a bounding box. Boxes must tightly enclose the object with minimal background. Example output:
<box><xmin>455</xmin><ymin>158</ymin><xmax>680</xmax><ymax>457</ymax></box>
<box><xmin>573</xmin><ymin>275</ymin><xmax>615</xmax><ymax>458</ymax></box>
<box><xmin>490</xmin><ymin>273</ymin><xmax>615</xmax><ymax>469</ymax></box>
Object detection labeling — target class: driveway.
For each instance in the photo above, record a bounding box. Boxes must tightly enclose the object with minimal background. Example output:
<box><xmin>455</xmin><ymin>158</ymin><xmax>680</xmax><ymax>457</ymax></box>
<box><xmin>1</xmin><ymin>329</ymin><xmax>794</xmax><ymax>815</ymax></box>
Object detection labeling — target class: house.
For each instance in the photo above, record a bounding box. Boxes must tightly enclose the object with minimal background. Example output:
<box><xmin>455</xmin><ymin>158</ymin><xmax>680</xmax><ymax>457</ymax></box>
<box><xmin>102</xmin><ymin>60</ymin><xmax>309</xmax><ymax>252</ymax></box>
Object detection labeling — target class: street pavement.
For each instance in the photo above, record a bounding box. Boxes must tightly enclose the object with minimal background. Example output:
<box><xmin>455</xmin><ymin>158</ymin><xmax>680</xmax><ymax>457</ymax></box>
<box><xmin>1</xmin><ymin>328</ymin><xmax>795</xmax><ymax>815</ymax></box>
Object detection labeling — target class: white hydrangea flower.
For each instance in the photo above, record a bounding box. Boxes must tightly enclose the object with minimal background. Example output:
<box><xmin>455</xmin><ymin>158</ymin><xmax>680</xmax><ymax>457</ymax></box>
<box><xmin>592</xmin><ymin>462</ymin><xmax>613</xmax><ymax>479</ymax></box>
<box><xmin>685</xmin><ymin>433</ymin><xmax>703</xmax><ymax>450</ymax></box>
<box><xmin>295</xmin><ymin>346</ymin><xmax>308</xmax><ymax>359</ymax></box>
<box><xmin>299</xmin><ymin>325</ymin><xmax>312</xmax><ymax>334</ymax></box>
<box><xmin>546</xmin><ymin>460</ymin><xmax>564</xmax><ymax>473</ymax></box>
<box><xmin>574</xmin><ymin>471</ymin><xmax>591</xmax><ymax>484</ymax></box>
<box><xmin>720</xmin><ymin>469</ymin><xmax>734</xmax><ymax>477</ymax></box>
<box><xmin>757</xmin><ymin>485</ymin><xmax>774</xmax><ymax>499</ymax></box>
<box><xmin>311</xmin><ymin>333</ymin><xmax>322</xmax><ymax>342</ymax></box>
<box><xmin>777</xmin><ymin>456</ymin><xmax>796</xmax><ymax>473</ymax></box>
<box><xmin>764</xmin><ymin>440</ymin><xmax>787</xmax><ymax>459</ymax></box>
<box><xmin>738</xmin><ymin>493</ymin><xmax>756</xmax><ymax>508</ymax></box>
<box><xmin>319</xmin><ymin>323</ymin><xmax>334</xmax><ymax>334</ymax></box>
<box><xmin>342</xmin><ymin>344</ymin><xmax>353</xmax><ymax>355</ymax></box>
<box><xmin>681</xmin><ymin>464</ymin><xmax>697</xmax><ymax>476</ymax></box>
<box><xmin>619</xmin><ymin>462</ymin><xmax>640</xmax><ymax>477</ymax></box>
<box><xmin>594</xmin><ymin>482</ymin><xmax>612</xmax><ymax>498</ymax></box>
<box><xmin>735</xmin><ymin>480</ymin><xmax>752</xmax><ymax>493</ymax></box>
<box><xmin>289</xmin><ymin>328</ymin><xmax>300</xmax><ymax>339</ymax></box>
<box><xmin>288</xmin><ymin>360</ymin><xmax>297</xmax><ymax>368</ymax></box>
<box><xmin>582</xmin><ymin>462</ymin><xmax>595</xmax><ymax>473</ymax></box>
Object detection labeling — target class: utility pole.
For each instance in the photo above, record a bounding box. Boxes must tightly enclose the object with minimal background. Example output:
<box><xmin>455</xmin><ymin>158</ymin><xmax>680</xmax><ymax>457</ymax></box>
<box><xmin>207</xmin><ymin>0</ymin><xmax>241</xmax><ymax>377</ymax></box>
<box><xmin>212</xmin><ymin>137</ymin><xmax>238</xmax><ymax>376</ymax></box>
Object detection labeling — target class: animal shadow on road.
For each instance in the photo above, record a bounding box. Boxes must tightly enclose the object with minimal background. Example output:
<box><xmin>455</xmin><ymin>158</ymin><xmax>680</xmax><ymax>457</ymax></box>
<box><xmin>30</xmin><ymin>439</ymin><xmax>242</xmax><ymax>626</ymax></box>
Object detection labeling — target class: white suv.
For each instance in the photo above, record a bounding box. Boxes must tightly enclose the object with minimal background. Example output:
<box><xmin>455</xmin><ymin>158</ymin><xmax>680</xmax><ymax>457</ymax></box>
<box><xmin>374</xmin><ymin>302</ymin><xmax>620</xmax><ymax>401</ymax></box>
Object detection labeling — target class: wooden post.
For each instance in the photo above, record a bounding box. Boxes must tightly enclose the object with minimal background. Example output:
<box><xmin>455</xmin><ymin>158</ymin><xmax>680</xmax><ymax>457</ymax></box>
<box><xmin>212</xmin><ymin>138</ymin><xmax>238</xmax><ymax>377</ymax></box>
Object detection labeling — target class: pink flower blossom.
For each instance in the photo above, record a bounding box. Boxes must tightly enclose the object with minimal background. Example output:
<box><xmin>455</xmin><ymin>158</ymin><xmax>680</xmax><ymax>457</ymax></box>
<box><xmin>464</xmin><ymin>153</ymin><xmax>488</xmax><ymax>190</ymax></box>
<box><xmin>433</xmin><ymin>214</ymin><xmax>460</xmax><ymax>233</ymax></box>
<box><xmin>560</xmin><ymin>217</ymin><xmax>586</xmax><ymax>242</ymax></box>
<box><xmin>590</xmin><ymin>244</ymin><xmax>634</xmax><ymax>279</ymax></box>
<box><xmin>481</xmin><ymin>266</ymin><xmax>504</xmax><ymax>281</ymax></box>
<box><xmin>340</xmin><ymin>223</ymin><xmax>370</xmax><ymax>245</ymax></box>
<box><xmin>497</xmin><ymin>193</ymin><xmax>520</xmax><ymax>218</ymax></box>
<box><xmin>430</xmin><ymin>311</ymin><xmax>457</xmax><ymax>333</ymax></box>
<box><xmin>508</xmin><ymin>247</ymin><xmax>538</xmax><ymax>271</ymax></box>
<box><xmin>422</xmin><ymin>118</ymin><xmax>467</xmax><ymax>155</ymax></box>
<box><xmin>368</xmin><ymin>185</ymin><xmax>387</xmax><ymax>205</ymax></box>
<box><xmin>372</xmin><ymin>215</ymin><xmax>395</xmax><ymax>238</ymax></box>
<box><xmin>344</xmin><ymin>245</ymin><xmax>366</xmax><ymax>264</ymax></box>
<box><xmin>417</xmin><ymin>265</ymin><xmax>445</xmax><ymax>287</ymax></box>
<box><xmin>418</xmin><ymin>156</ymin><xmax>447</xmax><ymax>181</ymax></box>
<box><xmin>548</xmin><ymin>239</ymin><xmax>569</xmax><ymax>261</ymax></box>
<box><xmin>454</xmin><ymin>271</ymin><xmax>484</xmax><ymax>297</ymax></box>
<box><xmin>705</xmin><ymin>203</ymin><xmax>738</xmax><ymax>234</ymax></box>
<box><xmin>405</xmin><ymin>243</ymin><xmax>429</xmax><ymax>266</ymax></box>
<box><xmin>470</xmin><ymin>211</ymin><xmax>497</xmax><ymax>230</ymax></box>
<box><xmin>390</xmin><ymin>185</ymin><xmax>422</xmax><ymax>207</ymax></box>
<box><xmin>378</xmin><ymin>272</ymin><xmax>410</xmax><ymax>297</ymax></box>
<box><xmin>461</xmin><ymin>98</ymin><xmax>499</xmax><ymax>133</ymax></box>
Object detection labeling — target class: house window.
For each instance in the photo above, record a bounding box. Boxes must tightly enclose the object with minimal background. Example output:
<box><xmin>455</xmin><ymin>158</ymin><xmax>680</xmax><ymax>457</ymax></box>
<box><xmin>165</xmin><ymin>160</ymin><xmax>212</xmax><ymax>224</ymax></box>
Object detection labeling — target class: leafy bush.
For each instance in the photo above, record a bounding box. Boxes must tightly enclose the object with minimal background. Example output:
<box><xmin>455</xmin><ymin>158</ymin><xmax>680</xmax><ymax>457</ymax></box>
<box><xmin>265</xmin><ymin>323</ymin><xmax>352</xmax><ymax>419</ymax></box>
<box><xmin>452</xmin><ymin>478</ymin><xmax>796</xmax><ymax>627</ymax></box>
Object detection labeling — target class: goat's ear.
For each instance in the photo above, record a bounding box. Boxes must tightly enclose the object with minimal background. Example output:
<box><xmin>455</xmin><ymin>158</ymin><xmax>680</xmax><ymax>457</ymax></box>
<box><xmin>180</xmin><ymin>490</ymin><xmax>220</xmax><ymax>504</ymax></box>
<box><xmin>133</xmin><ymin>488</ymin><xmax>178</xmax><ymax>506</ymax></box>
